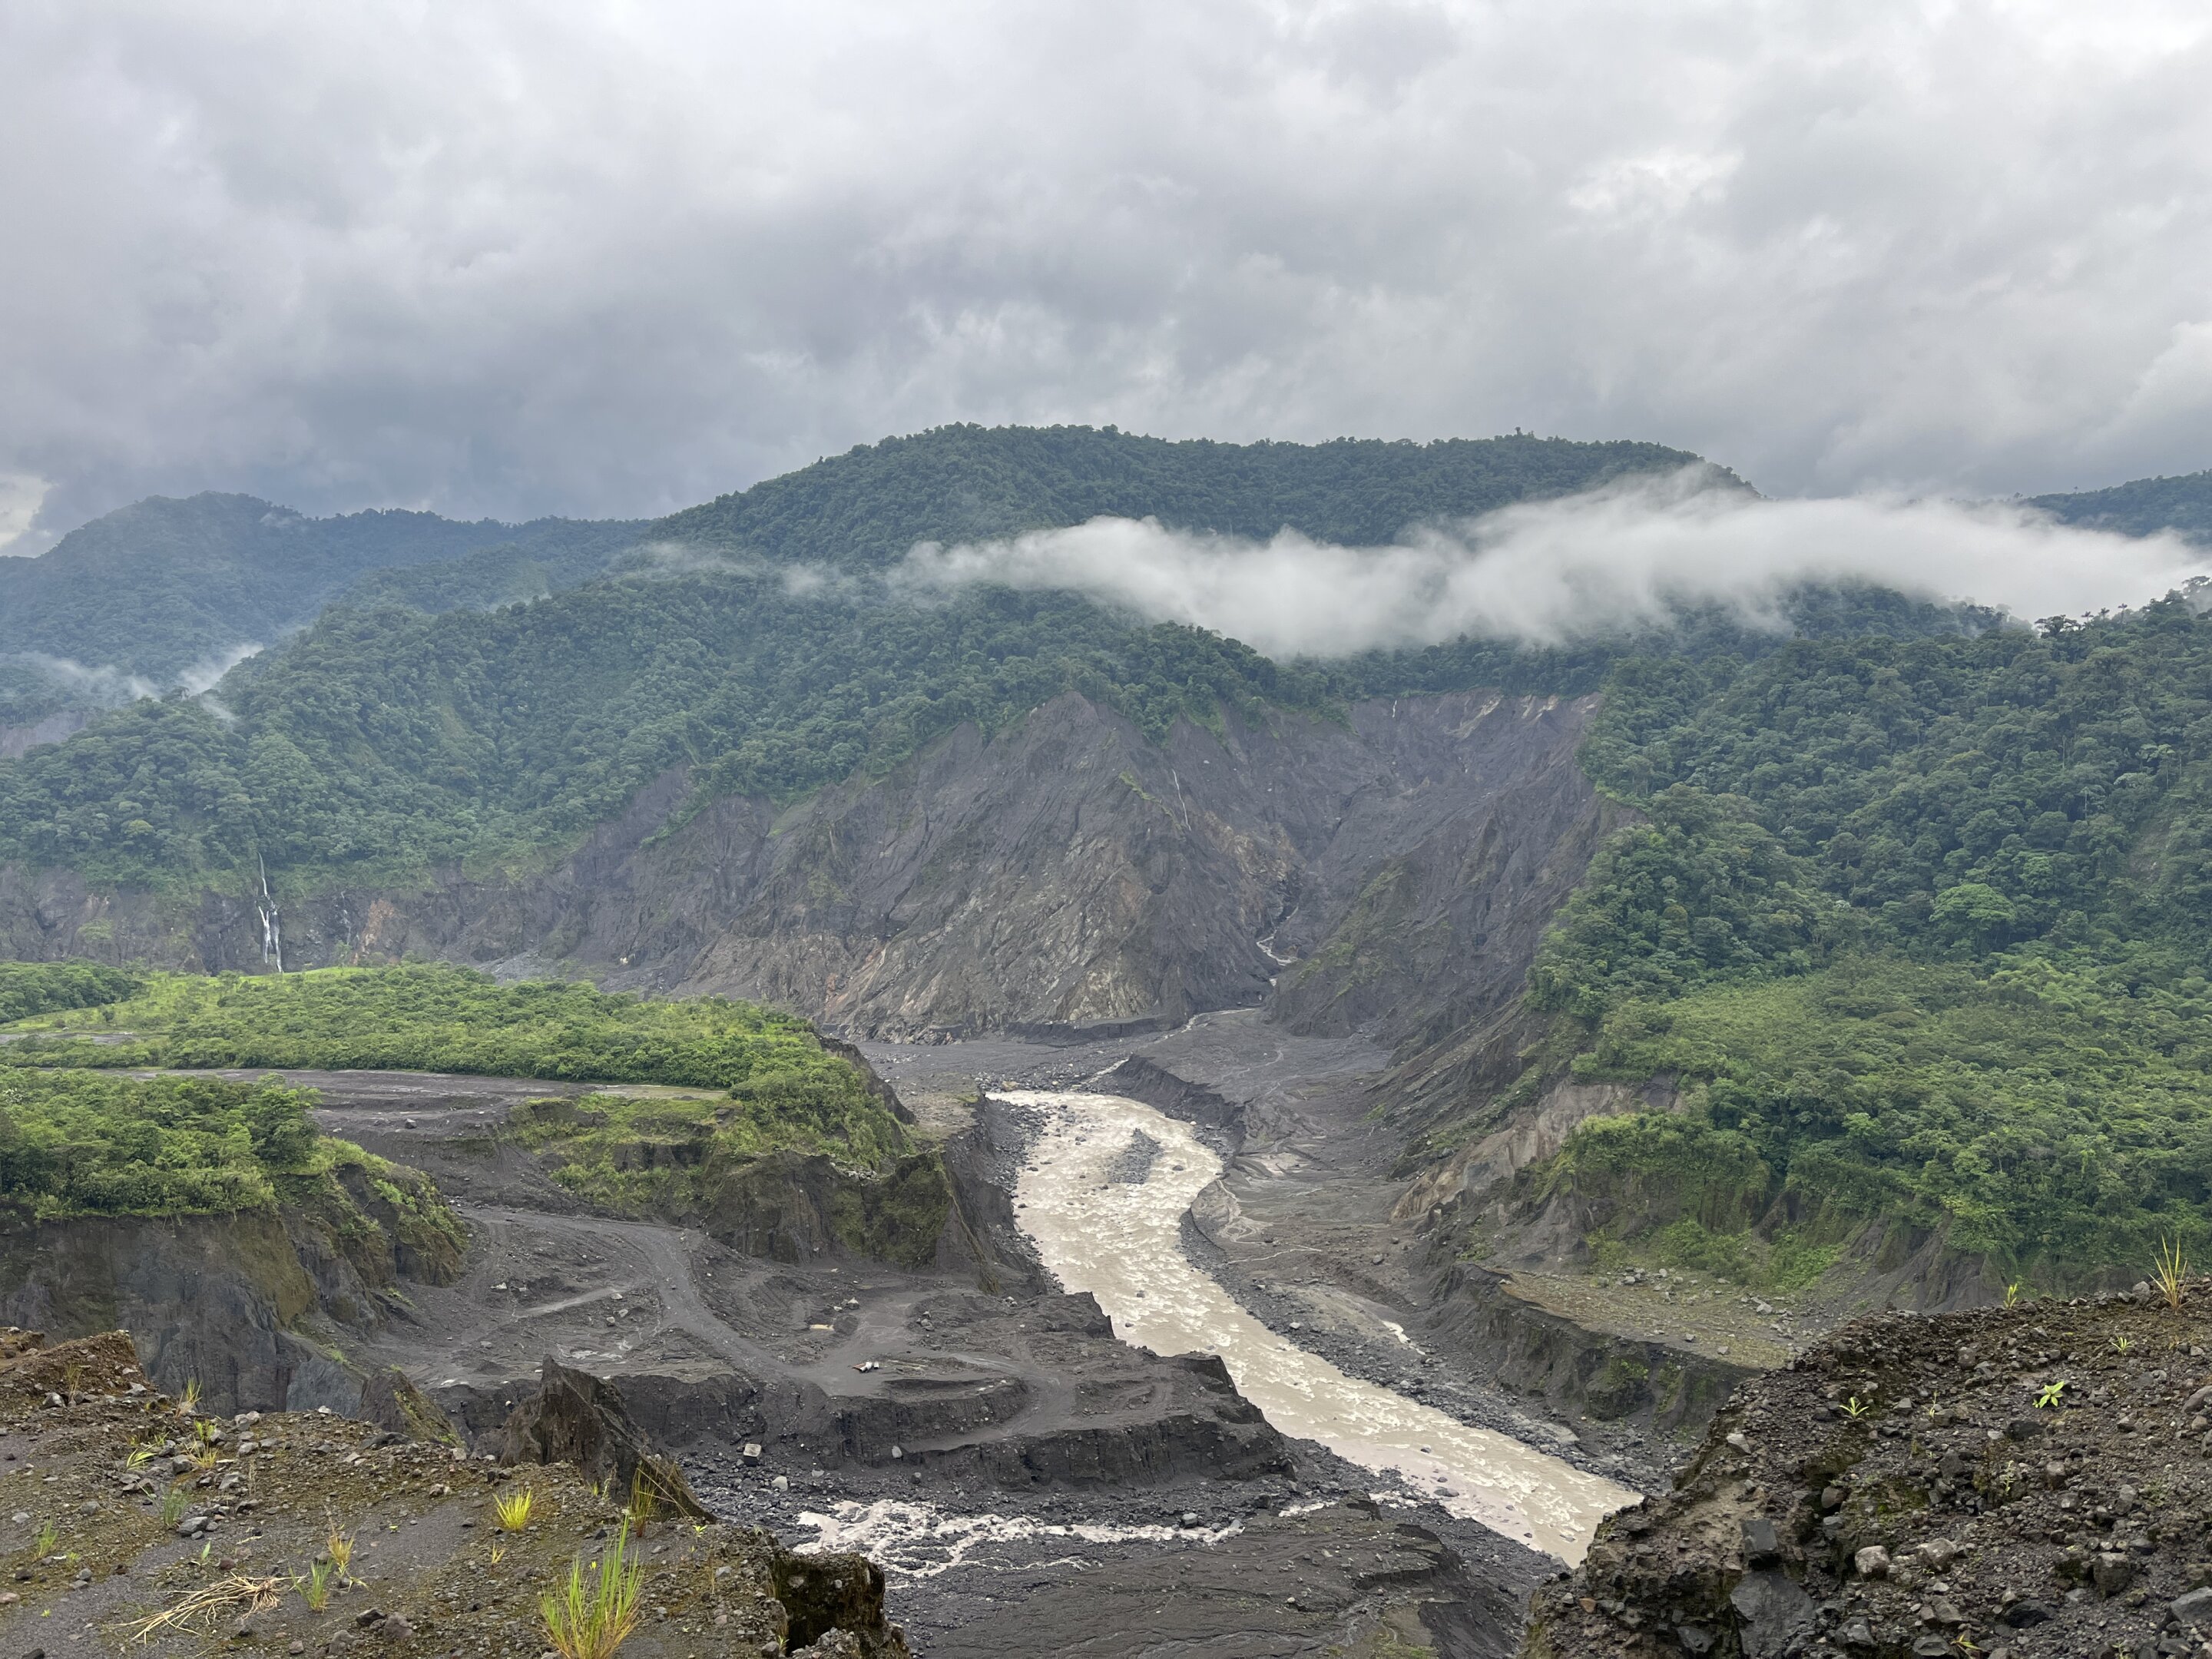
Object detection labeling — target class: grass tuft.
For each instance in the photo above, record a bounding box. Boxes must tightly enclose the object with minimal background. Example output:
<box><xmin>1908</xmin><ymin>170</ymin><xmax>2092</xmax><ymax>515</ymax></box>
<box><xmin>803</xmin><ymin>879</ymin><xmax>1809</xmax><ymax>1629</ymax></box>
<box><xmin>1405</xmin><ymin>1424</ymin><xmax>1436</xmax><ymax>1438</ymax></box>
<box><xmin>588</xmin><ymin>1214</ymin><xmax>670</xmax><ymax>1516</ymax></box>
<box><xmin>541</xmin><ymin>1519</ymin><xmax>644</xmax><ymax>1659</ymax></box>
<box><xmin>2154</xmin><ymin>1238</ymin><xmax>2190</xmax><ymax>1311</ymax></box>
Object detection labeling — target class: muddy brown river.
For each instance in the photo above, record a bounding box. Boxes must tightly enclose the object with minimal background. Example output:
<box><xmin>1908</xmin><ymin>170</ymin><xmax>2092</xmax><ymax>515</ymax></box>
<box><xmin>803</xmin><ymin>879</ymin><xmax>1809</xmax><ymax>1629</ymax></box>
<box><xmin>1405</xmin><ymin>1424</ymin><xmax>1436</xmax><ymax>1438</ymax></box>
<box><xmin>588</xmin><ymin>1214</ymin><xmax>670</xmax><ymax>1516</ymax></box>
<box><xmin>1006</xmin><ymin>1088</ymin><xmax>1637</xmax><ymax>1563</ymax></box>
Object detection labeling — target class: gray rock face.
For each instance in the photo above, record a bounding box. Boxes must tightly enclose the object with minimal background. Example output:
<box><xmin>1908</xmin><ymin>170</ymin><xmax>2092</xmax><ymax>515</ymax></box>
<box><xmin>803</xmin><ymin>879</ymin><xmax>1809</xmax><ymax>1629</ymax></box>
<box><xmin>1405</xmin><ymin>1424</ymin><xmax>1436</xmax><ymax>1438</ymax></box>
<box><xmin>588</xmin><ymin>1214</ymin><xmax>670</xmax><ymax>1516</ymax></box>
<box><xmin>0</xmin><ymin>688</ymin><xmax>1608</xmax><ymax>1043</ymax></box>
<box><xmin>0</xmin><ymin>1209</ymin><xmax>432</xmax><ymax>1416</ymax></box>
<box><xmin>1729</xmin><ymin>1569</ymin><xmax>1814</xmax><ymax>1656</ymax></box>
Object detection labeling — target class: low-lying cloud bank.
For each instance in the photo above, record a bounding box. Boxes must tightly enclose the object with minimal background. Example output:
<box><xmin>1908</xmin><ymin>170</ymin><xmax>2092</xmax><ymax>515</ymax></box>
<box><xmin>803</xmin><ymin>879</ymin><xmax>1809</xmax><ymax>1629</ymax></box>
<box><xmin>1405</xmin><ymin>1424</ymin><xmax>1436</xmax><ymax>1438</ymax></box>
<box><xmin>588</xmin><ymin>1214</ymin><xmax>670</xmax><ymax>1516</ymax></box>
<box><xmin>2</xmin><ymin>642</ymin><xmax>263</xmax><ymax>708</ymax></box>
<box><xmin>898</xmin><ymin>469</ymin><xmax>2210</xmax><ymax>659</ymax></box>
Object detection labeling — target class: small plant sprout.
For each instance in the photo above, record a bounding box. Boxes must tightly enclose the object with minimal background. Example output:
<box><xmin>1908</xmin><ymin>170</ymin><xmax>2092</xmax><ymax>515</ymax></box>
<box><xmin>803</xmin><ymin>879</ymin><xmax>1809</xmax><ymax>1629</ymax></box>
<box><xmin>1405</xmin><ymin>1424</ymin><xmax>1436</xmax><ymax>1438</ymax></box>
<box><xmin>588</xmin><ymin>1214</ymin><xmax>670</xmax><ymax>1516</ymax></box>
<box><xmin>159</xmin><ymin>1485</ymin><xmax>188</xmax><ymax>1528</ymax></box>
<box><xmin>1841</xmin><ymin>1396</ymin><xmax>1869</xmax><ymax>1419</ymax></box>
<box><xmin>624</xmin><ymin>1470</ymin><xmax>658</xmax><ymax>1531</ymax></box>
<box><xmin>494</xmin><ymin>1486</ymin><xmax>536</xmax><ymax>1532</ymax></box>
<box><xmin>541</xmin><ymin>1519</ymin><xmax>645</xmax><ymax>1659</ymax></box>
<box><xmin>325</xmin><ymin>1525</ymin><xmax>356</xmax><ymax>1580</ymax></box>
<box><xmin>178</xmin><ymin>1377</ymin><xmax>202</xmax><ymax>1414</ymax></box>
<box><xmin>32</xmin><ymin>1520</ymin><xmax>58</xmax><ymax>1556</ymax></box>
<box><xmin>489</xmin><ymin>1542</ymin><xmax>508</xmax><ymax>1567</ymax></box>
<box><xmin>2111</xmin><ymin>1333</ymin><xmax>2134</xmax><ymax>1354</ymax></box>
<box><xmin>302</xmin><ymin>1558</ymin><xmax>336</xmax><ymax>1611</ymax></box>
<box><xmin>2035</xmin><ymin>1380</ymin><xmax>2068</xmax><ymax>1409</ymax></box>
<box><xmin>124</xmin><ymin>1443</ymin><xmax>158</xmax><ymax>1470</ymax></box>
<box><xmin>2004</xmin><ymin>1283</ymin><xmax>2025</xmax><ymax>1309</ymax></box>
<box><xmin>2154</xmin><ymin>1238</ymin><xmax>2190</xmax><ymax>1311</ymax></box>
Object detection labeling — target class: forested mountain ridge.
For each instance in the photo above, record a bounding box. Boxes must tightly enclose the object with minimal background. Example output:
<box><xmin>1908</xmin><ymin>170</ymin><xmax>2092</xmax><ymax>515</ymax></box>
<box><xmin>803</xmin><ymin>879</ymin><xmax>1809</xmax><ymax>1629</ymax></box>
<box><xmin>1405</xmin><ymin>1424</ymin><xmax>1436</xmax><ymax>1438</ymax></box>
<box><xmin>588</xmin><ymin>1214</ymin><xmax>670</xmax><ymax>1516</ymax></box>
<box><xmin>2029</xmin><ymin>466</ymin><xmax>2212</xmax><ymax>541</ymax></box>
<box><xmin>0</xmin><ymin>428</ymin><xmax>1711</xmax><ymax>734</ymax></box>
<box><xmin>6</xmin><ymin>429</ymin><xmax>2212</xmax><ymax>1299</ymax></box>
<box><xmin>651</xmin><ymin>425</ymin><xmax>1729</xmax><ymax>565</ymax></box>
<box><xmin>0</xmin><ymin>492</ymin><xmax>641</xmax><ymax>717</ymax></box>
<box><xmin>0</xmin><ymin>429</ymin><xmax>1774</xmax><ymax>894</ymax></box>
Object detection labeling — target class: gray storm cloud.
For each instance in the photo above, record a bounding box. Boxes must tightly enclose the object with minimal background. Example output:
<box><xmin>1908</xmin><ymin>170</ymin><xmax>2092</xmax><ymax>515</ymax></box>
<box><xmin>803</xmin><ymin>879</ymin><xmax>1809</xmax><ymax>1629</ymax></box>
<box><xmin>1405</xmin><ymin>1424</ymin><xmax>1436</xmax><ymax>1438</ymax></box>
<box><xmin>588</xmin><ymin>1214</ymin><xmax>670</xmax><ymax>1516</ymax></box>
<box><xmin>1</xmin><ymin>2</ymin><xmax>2210</xmax><ymax>544</ymax></box>
<box><xmin>898</xmin><ymin>472</ymin><xmax>2210</xmax><ymax>657</ymax></box>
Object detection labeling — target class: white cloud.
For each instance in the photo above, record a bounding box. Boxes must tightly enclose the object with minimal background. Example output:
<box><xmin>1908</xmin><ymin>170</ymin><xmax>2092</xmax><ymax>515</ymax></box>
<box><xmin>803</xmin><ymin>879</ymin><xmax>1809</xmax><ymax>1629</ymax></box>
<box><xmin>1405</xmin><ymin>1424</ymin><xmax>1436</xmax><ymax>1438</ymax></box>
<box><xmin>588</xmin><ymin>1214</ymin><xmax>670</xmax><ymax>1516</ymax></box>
<box><xmin>0</xmin><ymin>475</ymin><xmax>48</xmax><ymax>554</ymax></box>
<box><xmin>898</xmin><ymin>469</ymin><xmax>2210</xmax><ymax>657</ymax></box>
<box><xmin>1</xmin><ymin>640</ymin><xmax>260</xmax><ymax>704</ymax></box>
<box><xmin>0</xmin><ymin>1</ymin><xmax>2208</xmax><ymax>533</ymax></box>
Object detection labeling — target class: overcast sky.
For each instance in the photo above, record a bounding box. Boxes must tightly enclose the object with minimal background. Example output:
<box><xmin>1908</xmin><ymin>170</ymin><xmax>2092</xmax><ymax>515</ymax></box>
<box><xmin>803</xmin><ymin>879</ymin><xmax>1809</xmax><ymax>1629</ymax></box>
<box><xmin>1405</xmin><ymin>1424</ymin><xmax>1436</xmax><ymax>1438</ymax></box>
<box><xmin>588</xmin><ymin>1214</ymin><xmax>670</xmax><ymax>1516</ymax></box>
<box><xmin>3</xmin><ymin>0</ymin><xmax>2209</xmax><ymax>550</ymax></box>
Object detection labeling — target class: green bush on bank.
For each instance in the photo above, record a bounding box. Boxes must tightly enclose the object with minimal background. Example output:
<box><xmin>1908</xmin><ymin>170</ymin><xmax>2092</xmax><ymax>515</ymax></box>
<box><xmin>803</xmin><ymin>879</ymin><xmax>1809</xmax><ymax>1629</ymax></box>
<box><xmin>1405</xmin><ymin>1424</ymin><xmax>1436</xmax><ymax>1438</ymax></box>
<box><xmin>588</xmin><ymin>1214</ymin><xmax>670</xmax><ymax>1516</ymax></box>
<box><xmin>0</xmin><ymin>964</ymin><xmax>912</xmax><ymax>1175</ymax></box>
<box><xmin>0</xmin><ymin>961</ymin><xmax>141</xmax><ymax>1025</ymax></box>
<box><xmin>0</xmin><ymin>1068</ymin><xmax>338</xmax><ymax>1219</ymax></box>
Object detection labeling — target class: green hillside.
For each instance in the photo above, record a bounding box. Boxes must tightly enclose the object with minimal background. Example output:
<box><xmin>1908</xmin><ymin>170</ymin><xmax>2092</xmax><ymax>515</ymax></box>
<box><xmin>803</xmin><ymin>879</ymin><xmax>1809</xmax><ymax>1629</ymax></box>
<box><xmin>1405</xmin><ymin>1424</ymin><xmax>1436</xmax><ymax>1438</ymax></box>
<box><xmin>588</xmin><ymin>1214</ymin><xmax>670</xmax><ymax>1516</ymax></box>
<box><xmin>0</xmin><ymin>965</ymin><xmax>914</xmax><ymax>1237</ymax></box>
<box><xmin>1507</xmin><ymin>598</ymin><xmax>2212</xmax><ymax>1287</ymax></box>
<box><xmin>2029</xmin><ymin>469</ymin><xmax>2212</xmax><ymax>541</ymax></box>
<box><xmin>0</xmin><ymin>492</ymin><xmax>641</xmax><ymax>712</ymax></box>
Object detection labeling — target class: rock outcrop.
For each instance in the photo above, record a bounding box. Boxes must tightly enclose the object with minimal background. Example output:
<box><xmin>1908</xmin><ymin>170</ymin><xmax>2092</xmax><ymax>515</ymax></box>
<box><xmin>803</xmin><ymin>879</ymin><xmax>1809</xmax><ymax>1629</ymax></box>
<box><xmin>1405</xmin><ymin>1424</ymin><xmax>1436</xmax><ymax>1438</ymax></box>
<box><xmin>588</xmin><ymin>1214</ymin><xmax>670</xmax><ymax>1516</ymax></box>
<box><xmin>0</xmin><ymin>1163</ymin><xmax>463</xmax><ymax>1416</ymax></box>
<box><xmin>356</xmin><ymin>1365</ymin><xmax>462</xmax><ymax>1445</ymax></box>
<box><xmin>496</xmin><ymin>1355</ymin><xmax>713</xmax><ymax>1518</ymax></box>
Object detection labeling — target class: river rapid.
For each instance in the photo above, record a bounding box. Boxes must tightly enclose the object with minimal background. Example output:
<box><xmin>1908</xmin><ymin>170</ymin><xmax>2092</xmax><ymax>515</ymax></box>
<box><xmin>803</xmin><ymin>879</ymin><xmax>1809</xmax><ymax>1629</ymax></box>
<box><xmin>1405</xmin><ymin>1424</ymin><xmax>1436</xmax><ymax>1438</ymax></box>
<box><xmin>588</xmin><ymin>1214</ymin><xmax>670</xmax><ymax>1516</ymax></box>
<box><xmin>1004</xmin><ymin>1088</ymin><xmax>1638</xmax><ymax>1563</ymax></box>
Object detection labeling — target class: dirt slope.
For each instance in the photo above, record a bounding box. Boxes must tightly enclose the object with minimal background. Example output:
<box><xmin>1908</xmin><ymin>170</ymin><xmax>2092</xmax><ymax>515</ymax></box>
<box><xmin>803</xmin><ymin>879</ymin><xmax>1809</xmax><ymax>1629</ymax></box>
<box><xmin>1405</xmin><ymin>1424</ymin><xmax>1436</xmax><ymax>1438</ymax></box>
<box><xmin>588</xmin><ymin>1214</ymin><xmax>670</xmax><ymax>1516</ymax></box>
<box><xmin>0</xmin><ymin>1327</ymin><xmax>908</xmax><ymax>1657</ymax></box>
<box><xmin>1524</xmin><ymin>1283</ymin><xmax>2212</xmax><ymax>1659</ymax></box>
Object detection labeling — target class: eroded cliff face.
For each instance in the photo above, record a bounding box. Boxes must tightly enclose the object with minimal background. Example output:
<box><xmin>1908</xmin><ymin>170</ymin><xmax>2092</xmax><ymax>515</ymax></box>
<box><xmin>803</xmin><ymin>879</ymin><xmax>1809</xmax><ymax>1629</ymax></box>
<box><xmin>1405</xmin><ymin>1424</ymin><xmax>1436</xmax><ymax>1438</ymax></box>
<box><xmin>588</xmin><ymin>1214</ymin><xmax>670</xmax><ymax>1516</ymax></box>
<box><xmin>0</xmin><ymin>688</ymin><xmax>1611</xmax><ymax>1043</ymax></box>
<box><xmin>0</xmin><ymin>1167</ymin><xmax>463</xmax><ymax>1416</ymax></box>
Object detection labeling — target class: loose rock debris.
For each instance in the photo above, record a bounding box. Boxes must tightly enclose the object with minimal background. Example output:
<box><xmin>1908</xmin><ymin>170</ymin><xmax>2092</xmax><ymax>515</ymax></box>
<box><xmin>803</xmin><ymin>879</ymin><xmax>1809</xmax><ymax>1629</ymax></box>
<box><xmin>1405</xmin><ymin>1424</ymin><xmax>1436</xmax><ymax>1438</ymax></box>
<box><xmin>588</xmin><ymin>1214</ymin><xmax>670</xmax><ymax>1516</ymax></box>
<box><xmin>1525</xmin><ymin>1283</ymin><xmax>2212</xmax><ymax>1658</ymax></box>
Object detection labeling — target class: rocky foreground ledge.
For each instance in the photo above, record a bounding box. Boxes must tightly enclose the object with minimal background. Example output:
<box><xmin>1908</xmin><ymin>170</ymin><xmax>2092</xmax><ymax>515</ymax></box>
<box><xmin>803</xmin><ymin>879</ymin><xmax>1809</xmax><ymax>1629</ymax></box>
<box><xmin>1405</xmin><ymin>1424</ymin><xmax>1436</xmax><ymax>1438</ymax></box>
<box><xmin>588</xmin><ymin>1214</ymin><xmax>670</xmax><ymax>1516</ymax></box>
<box><xmin>0</xmin><ymin>1327</ymin><xmax>907</xmax><ymax>1657</ymax></box>
<box><xmin>1523</xmin><ymin>1283</ymin><xmax>2212</xmax><ymax>1659</ymax></box>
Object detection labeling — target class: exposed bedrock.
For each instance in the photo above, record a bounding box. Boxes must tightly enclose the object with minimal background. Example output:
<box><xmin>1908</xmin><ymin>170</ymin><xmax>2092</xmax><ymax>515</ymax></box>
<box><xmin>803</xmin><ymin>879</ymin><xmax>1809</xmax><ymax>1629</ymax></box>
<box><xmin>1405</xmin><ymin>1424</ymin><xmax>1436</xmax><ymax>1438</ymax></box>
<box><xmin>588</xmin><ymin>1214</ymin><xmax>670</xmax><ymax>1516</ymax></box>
<box><xmin>0</xmin><ymin>688</ymin><xmax>1611</xmax><ymax>1041</ymax></box>
<box><xmin>932</xmin><ymin>1094</ymin><xmax>1056</xmax><ymax>1296</ymax></box>
<box><xmin>0</xmin><ymin>1181</ymin><xmax>459</xmax><ymax>1417</ymax></box>
<box><xmin>0</xmin><ymin>706</ymin><xmax>94</xmax><ymax>760</ymax></box>
<box><xmin>496</xmin><ymin>1356</ymin><xmax>712</xmax><ymax>1517</ymax></box>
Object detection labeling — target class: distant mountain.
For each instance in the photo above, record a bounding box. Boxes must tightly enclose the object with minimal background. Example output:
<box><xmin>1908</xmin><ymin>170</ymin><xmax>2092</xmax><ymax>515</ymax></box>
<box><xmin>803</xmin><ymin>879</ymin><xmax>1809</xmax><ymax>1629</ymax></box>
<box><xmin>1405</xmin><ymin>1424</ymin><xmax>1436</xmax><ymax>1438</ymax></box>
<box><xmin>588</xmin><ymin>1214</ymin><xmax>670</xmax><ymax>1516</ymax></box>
<box><xmin>651</xmin><ymin>424</ymin><xmax>1726</xmax><ymax>565</ymax></box>
<box><xmin>0</xmin><ymin>492</ymin><xmax>641</xmax><ymax>699</ymax></box>
<box><xmin>2029</xmin><ymin>468</ymin><xmax>2212</xmax><ymax>541</ymax></box>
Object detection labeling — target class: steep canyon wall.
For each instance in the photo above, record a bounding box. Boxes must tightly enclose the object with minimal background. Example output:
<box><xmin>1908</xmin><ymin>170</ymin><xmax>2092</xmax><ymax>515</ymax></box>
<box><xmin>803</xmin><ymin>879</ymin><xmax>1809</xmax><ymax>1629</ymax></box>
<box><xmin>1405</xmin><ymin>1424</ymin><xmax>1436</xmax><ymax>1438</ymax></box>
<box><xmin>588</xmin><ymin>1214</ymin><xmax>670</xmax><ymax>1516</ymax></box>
<box><xmin>0</xmin><ymin>689</ymin><xmax>1611</xmax><ymax>1045</ymax></box>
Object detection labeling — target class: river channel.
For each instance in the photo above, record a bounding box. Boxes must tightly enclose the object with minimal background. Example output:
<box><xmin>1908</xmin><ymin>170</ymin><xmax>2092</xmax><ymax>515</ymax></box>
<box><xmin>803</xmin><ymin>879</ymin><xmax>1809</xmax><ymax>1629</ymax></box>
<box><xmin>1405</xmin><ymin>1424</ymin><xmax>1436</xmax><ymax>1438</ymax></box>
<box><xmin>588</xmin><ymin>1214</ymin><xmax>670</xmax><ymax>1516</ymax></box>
<box><xmin>1004</xmin><ymin>1088</ymin><xmax>1638</xmax><ymax>1563</ymax></box>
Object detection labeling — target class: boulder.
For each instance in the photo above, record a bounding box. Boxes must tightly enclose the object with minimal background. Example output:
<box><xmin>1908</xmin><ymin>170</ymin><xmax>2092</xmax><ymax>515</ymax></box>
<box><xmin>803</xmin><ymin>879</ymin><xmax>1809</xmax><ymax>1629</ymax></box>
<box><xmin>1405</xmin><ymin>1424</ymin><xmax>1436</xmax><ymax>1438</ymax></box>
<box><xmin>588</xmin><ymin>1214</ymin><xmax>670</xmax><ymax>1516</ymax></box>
<box><xmin>357</xmin><ymin>1368</ymin><xmax>462</xmax><ymax>1446</ymax></box>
